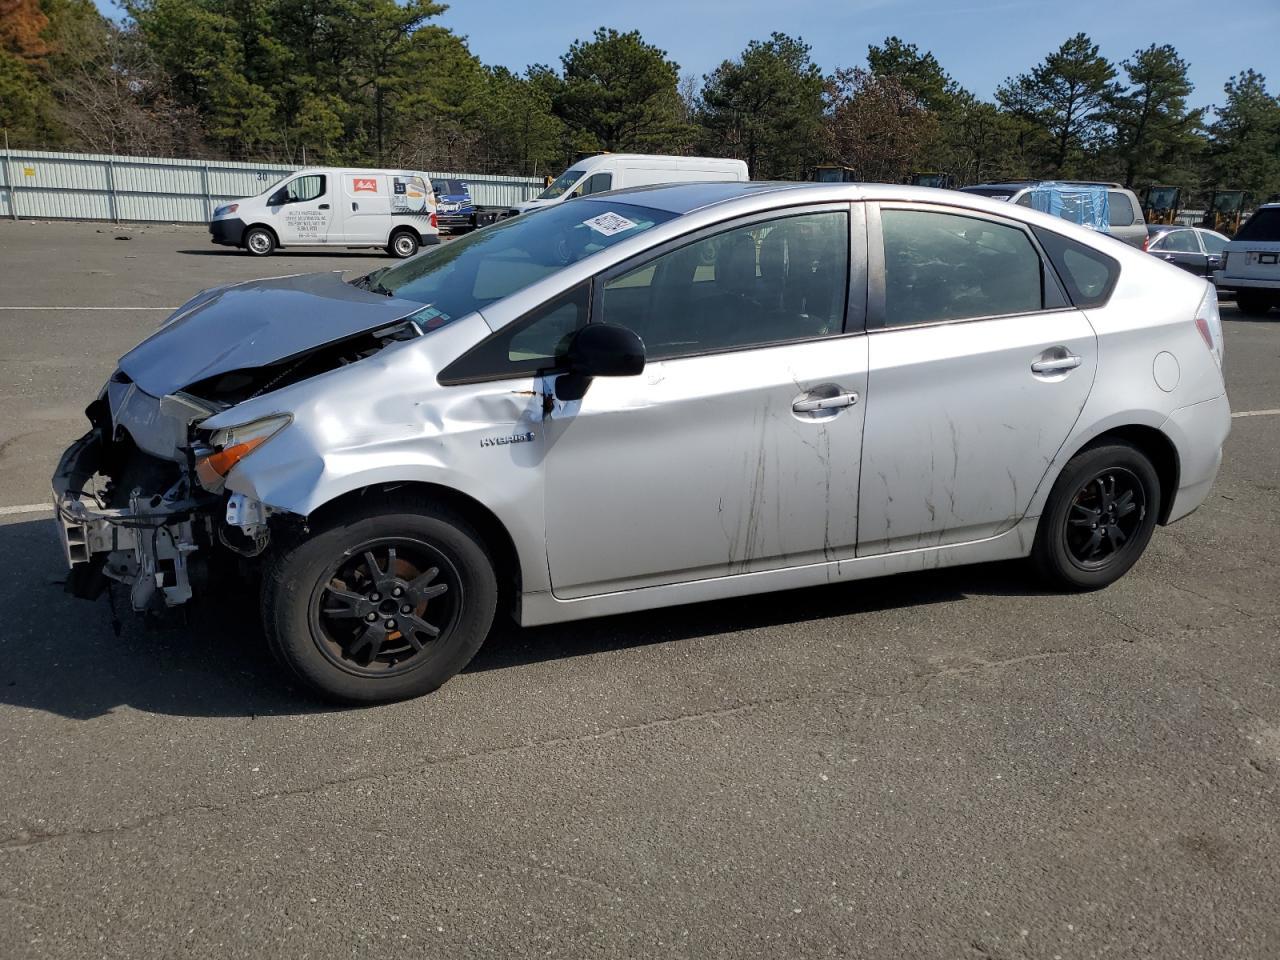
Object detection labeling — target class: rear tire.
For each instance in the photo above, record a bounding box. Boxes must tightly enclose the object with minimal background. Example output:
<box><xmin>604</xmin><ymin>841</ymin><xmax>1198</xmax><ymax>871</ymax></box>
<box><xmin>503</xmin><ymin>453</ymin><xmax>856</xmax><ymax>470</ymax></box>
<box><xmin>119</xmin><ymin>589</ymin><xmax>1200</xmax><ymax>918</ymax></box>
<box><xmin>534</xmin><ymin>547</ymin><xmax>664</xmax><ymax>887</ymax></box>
<box><xmin>1032</xmin><ymin>441</ymin><xmax>1161</xmax><ymax>591</ymax></box>
<box><xmin>262</xmin><ymin>497</ymin><xmax>498</xmax><ymax>704</ymax></box>
<box><xmin>243</xmin><ymin>226</ymin><xmax>276</xmax><ymax>257</ymax></box>
<box><xmin>387</xmin><ymin>229</ymin><xmax>419</xmax><ymax>259</ymax></box>
<box><xmin>1236</xmin><ymin>291</ymin><xmax>1273</xmax><ymax>317</ymax></box>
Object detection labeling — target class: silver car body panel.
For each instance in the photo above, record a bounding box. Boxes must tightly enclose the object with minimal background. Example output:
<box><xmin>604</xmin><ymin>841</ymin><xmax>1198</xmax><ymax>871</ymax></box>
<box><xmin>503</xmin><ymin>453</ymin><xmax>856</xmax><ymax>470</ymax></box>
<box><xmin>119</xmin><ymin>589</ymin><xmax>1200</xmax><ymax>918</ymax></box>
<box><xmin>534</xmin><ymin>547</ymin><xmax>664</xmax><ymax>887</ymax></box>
<box><xmin>120</xmin><ymin>272</ymin><xmax>424</xmax><ymax>397</ymax></box>
<box><xmin>66</xmin><ymin>182</ymin><xmax>1229</xmax><ymax>625</ymax></box>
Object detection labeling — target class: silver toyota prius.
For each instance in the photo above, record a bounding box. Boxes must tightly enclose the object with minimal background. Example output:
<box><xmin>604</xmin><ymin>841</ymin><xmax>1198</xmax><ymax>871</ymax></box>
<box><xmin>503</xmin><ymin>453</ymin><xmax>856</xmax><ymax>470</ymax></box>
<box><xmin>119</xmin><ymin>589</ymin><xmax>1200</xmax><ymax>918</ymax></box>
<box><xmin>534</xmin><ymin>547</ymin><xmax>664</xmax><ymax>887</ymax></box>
<box><xmin>53</xmin><ymin>182</ymin><xmax>1231</xmax><ymax>703</ymax></box>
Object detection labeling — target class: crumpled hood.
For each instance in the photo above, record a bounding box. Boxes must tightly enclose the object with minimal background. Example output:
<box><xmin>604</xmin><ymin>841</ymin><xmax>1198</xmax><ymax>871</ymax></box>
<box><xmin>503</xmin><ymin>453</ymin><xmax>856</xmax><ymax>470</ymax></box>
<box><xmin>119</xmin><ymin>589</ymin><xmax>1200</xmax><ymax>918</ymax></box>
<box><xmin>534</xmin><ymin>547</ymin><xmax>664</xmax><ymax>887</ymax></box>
<box><xmin>119</xmin><ymin>272</ymin><xmax>423</xmax><ymax>397</ymax></box>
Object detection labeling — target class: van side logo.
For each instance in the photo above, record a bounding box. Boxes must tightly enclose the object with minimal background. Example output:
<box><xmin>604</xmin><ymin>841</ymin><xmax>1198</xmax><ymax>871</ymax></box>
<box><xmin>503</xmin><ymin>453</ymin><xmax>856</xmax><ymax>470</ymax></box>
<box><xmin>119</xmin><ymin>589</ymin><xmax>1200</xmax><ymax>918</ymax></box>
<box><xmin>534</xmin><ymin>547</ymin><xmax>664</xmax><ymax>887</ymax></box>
<box><xmin>352</xmin><ymin>178</ymin><xmax>378</xmax><ymax>193</ymax></box>
<box><xmin>480</xmin><ymin>431</ymin><xmax>534</xmax><ymax>448</ymax></box>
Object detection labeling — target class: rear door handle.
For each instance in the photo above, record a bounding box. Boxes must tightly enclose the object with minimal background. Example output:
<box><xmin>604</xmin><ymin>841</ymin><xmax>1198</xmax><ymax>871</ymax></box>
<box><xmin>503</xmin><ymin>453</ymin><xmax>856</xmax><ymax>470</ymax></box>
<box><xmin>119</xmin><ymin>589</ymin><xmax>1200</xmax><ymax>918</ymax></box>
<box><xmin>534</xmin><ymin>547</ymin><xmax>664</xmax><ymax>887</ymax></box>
<box><xmin>793</xmin><ymin>392</ymin><xmax>859</xmax><ymax>413</ymax></box>
<box><xmin>351</xmin><ymin>202</ymin><xmax>359</xmax><ymax>211</ymax></box>
<box><xmin>1031</xmin><ymin>355</ymin><xmax>1082</xmax><ymax>374</ymax></box>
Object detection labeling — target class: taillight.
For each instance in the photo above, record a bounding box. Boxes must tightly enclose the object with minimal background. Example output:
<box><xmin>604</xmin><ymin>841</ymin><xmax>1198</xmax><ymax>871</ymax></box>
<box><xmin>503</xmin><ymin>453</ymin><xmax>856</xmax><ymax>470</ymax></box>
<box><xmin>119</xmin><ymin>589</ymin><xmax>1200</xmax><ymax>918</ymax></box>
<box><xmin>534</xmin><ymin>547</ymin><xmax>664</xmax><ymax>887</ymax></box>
<box><xmin>1194</xmin><ymin>285</ymin><xmax>1223</xmax><ymax>369</ymax></box>
<box><xmin>1142</xmin><ymin>234</ymin><xmax>1151</xmax><ymax>251</ymax></box>
<box><xmin>430</xmin><ymin>212</ymin><xmax>438</xmax><ymax>229</ymax></box>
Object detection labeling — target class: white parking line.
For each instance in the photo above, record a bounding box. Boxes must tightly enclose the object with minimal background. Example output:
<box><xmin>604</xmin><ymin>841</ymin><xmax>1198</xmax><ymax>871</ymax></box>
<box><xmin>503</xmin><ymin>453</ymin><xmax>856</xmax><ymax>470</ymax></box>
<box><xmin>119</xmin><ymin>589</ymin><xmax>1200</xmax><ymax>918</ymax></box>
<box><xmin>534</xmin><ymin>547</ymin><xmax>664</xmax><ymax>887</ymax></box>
<box><xmin>1232</xmin><ymin>409</ymin><xmax>1280</xmax><ymax>419</ymax></box>
<box><xmin>0</xmin><ymin>503</ymin><xmax>50</xmax><ymax>516</ymax></box>
<box><xmin>0</xmin><ymin>306</ymin><xmax>174</xmax><ymax>311</ymax></box>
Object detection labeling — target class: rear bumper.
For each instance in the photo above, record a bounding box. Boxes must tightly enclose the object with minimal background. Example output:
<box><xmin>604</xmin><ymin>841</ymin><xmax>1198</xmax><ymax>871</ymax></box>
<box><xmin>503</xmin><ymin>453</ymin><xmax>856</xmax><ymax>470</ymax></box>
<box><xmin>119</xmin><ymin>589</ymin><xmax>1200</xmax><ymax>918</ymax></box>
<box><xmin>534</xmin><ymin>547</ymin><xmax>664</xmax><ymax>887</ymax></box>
<box><xmin>209</xmin><ymin>217</ymin><xmax>247</xmax><ymax>247</ymax></box>
<box><xmin>1213</xmin><ymin>273</ymin><xmax>1280</xmax><ymax>292</ymax></box>
<box><xmin>1162</xmin><ymin>393</ymin><xmax>1231</xmax><ymax>524</ymax></box>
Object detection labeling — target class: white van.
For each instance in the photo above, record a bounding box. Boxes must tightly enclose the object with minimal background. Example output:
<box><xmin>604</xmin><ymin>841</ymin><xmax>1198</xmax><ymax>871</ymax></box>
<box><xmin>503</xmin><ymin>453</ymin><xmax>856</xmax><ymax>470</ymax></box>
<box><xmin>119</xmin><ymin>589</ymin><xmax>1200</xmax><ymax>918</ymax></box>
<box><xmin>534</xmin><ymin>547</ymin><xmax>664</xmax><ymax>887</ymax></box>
<box><xmin>209</xmin><ymin>167</ymin><xmax>440</xmax><ymax>258</ymax></box>
<box><xmin>512</xmin><ymin>154</ymin><xmax>748</xmax><ymax>214</ymax></box>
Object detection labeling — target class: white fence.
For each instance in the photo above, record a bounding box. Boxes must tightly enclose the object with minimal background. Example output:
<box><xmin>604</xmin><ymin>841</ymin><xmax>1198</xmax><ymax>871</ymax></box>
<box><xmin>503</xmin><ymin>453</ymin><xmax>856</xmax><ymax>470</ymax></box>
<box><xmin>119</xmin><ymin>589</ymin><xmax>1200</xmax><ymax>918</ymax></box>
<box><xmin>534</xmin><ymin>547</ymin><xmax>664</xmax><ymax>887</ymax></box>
<box><xmin>0</xmin><ymin>149</ymin><xmax>543</xmax><ymax>223</ymax></box>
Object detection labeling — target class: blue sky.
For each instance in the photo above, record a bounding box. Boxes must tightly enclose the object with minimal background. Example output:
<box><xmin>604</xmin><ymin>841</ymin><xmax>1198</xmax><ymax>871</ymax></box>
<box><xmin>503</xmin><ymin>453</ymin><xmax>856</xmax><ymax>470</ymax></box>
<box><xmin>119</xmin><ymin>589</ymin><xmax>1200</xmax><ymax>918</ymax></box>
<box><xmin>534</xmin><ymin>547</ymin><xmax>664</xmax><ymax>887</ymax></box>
<box><xmin>94</xmin><ymin>0</ymin><xmax>1279</xmax><ymax>113</ymax></box>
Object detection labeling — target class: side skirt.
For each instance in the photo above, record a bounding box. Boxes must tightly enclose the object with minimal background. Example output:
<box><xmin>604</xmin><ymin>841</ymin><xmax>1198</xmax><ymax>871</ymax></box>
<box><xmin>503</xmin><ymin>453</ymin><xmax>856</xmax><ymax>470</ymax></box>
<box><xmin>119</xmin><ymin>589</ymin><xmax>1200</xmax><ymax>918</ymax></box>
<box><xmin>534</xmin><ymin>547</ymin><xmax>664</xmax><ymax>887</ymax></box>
<box><xmin>519</xmin><ymin>516</ymin><xmax>1039</xmax><ymax>627</ymax></box>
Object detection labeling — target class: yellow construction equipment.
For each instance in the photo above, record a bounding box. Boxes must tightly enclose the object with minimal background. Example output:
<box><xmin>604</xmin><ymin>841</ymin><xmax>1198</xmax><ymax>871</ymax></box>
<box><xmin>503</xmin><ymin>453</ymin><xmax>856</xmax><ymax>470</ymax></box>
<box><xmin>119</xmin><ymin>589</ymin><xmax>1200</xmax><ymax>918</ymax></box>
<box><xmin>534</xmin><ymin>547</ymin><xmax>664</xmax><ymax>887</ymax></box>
<box><xmin>1142</xmin><ymin>185</ymin><xmax>1182</xmax><ymax>225</ymax></box>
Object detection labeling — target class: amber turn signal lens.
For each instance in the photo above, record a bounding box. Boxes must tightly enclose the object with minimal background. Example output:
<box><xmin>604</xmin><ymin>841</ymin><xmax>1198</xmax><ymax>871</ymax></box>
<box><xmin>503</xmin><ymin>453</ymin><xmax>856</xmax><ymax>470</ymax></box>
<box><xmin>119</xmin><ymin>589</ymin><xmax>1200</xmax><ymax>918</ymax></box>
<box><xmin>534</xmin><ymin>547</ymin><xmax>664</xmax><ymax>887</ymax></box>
<box><xmin>195</xmin><ymin>436</ymin><xmax>269</xmax><ymax>487</ymax></box>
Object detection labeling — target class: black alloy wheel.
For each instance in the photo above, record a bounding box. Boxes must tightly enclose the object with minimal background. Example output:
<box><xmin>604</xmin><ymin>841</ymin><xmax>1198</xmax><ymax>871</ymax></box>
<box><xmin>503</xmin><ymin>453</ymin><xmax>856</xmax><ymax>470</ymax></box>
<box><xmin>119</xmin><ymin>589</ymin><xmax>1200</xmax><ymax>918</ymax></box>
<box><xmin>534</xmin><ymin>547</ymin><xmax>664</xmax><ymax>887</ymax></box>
<box><xmin>311</xmin><ymin>539</ymin><xmax>460</xmax><ymax>677</ymax></box>
<box><xmin>1062</xmin><ymin>468</ymin><xmax>1145</xmax><ymax>571</ymax></box>
<box><xmin>1032</xmin><ymin>441</ymin><xmax>1160</xmax><ymax>591</ymax></box>
<box><xmin>263</xmin><ymin>498</ymin><xmax>498</xmax><ymax>703</ymax></box>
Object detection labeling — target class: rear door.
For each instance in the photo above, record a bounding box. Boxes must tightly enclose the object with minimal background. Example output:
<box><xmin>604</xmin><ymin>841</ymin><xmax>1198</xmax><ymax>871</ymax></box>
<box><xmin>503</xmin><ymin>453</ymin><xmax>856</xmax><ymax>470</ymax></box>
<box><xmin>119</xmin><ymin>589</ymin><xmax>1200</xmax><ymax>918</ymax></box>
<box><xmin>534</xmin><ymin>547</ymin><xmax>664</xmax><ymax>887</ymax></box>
<box><xmin>1149</xmin><ymin>229</ymin><xmax>1208</xmax><ymax>276</ymax></box>
<box><xmin>857</xmin><ymin>202</ymin><xmax>1098</xmax><ymax>555</ymax></box>
<box><xmin>340</xmin><ymin>172</ymin><xmax>391</xmax><ymax>243</ymax></box>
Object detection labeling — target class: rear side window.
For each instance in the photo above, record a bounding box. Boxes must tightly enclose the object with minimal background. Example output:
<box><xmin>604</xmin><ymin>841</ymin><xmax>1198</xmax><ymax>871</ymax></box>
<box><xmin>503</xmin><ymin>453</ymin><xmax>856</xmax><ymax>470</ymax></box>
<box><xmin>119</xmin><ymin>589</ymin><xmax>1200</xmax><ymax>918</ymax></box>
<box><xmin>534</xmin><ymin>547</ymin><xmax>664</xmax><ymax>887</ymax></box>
<box><xmin>1033</xmin><ymin>227</ymin><xmax>1120</xmax><ymax>308</ymax></box>
<box><xmin>1152</xmin><ymin>230</ymin><xmax>1199</xmax><ymax>253</ymax></box>
<box><xmin>1236</xmin><ymin>208</ymin><xmax>1280</xmax><ymax>242</ymax></box>
<box><xmin>1108</xmin><ymin>191</ymin><xmax>1136</xmax><ymax>227</ymax></box>
<box><xmin>880</xmin><ymin>209</ymin><xmax>1043</xmax><ymax>327</ymax></box>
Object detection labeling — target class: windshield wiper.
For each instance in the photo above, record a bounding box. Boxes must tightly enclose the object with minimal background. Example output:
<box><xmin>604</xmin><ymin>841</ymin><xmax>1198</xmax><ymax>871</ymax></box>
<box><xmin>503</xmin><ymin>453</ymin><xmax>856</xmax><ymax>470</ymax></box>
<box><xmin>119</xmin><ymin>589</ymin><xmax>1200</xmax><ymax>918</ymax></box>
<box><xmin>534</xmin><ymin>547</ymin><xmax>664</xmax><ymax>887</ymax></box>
<box><xmin>352</xmin><ymin>268</ymin><xmax>393</xmax><ymax>296</ymax></box>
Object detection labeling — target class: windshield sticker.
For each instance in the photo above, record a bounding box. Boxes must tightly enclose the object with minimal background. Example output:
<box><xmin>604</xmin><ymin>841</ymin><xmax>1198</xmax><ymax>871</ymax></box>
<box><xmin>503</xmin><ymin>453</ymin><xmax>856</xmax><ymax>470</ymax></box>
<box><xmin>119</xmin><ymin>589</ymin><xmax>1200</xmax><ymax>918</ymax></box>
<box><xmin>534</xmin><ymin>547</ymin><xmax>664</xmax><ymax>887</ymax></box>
<box><xmin>582</xmin><ymin>212</ymin><xmax>638</xmax><ymax>237</ymax></box>
<box><xmin>409</xmin><ymin>305</ymin><xmax>453</xmax><ymax>329</ymax></box>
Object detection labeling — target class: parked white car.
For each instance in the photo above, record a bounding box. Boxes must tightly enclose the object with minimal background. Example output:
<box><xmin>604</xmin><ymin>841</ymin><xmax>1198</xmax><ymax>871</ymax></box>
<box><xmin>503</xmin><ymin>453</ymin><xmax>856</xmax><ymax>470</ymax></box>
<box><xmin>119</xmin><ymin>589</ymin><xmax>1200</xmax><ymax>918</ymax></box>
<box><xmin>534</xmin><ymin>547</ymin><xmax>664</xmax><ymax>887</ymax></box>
<box><xmin>209</xmin><ymin>167</ymin><xmax>439</xmax><ymax>258</ymax></box>
<box><xmin>56</xmin><ymin>182</ymin><xmax>1229</xmax><ymax>703</ymax></box>
<box><xmin>512</xmin><ymin>154</ymin><xmax>748</xmax><ymax>215</ymax></box>
<box><xmin>1215</xmin><ymin>203</ymin><xmax>1280</xmax><ymax>316</ymax></box>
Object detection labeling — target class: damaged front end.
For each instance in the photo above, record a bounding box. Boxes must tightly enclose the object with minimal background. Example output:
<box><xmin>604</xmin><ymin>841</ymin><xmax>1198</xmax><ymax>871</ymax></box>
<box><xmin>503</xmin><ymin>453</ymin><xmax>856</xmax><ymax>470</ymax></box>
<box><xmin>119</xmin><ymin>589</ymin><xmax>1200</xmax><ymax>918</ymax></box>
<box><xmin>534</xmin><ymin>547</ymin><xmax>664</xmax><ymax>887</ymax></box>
<box><xmin>52</xmin><ymin>272</ymin><xmax>430</xmax><ymax>614</ymax></box>
<box><xmin>51</xmin><ymin>382</ymin><xmax>292</xmax><ymax>613</ymax></box>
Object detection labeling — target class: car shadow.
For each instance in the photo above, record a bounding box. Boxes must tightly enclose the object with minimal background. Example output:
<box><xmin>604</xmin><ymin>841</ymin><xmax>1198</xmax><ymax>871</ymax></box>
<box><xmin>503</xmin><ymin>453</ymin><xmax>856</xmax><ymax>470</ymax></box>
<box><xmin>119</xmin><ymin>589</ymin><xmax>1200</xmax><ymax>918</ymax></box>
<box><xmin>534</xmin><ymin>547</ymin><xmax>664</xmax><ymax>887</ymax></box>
<box><xmin>0</xmin><ymin>516</ymin><xmax>1050</xmax><ymax>721</ymax></box>
<box><xmin>176</xmin><ymin>249</ymin><xmax>391</xmax><ymax>259</ymax></box>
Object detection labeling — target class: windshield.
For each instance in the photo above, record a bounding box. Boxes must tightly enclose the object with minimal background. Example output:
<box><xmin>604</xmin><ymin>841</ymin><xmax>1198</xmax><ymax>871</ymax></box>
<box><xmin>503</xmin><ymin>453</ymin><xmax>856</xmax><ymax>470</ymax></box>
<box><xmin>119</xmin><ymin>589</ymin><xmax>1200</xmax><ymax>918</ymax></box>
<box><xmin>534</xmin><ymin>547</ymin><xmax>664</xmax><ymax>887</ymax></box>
<box><xmin>256</xmin><ymin>174</ymin><xmax>292</xmax><ymax>197</ymax></box>
<box><xmin>538</xmin><ymin>168</ymin><xmax>586</xmax><ymax>200</ymax></box>
<box><xmin>368</xmin><ymin>200</ymin><xmax>676</xmax><ymax>323</ymax></box>
<box><xmin>433</xmin><ymin>179</ymin><xmax>467</xmax><ymax>197</ymax></box>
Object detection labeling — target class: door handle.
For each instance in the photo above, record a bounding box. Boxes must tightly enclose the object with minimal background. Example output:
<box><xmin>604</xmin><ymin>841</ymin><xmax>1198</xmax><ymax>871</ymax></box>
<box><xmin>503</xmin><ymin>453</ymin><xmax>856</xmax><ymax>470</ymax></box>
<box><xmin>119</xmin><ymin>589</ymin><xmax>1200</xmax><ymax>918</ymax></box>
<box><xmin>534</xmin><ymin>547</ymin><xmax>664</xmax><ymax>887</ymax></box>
<box><xmin>792</xmin><ymin>392</ymin><xmax>858</xmax><ymax>413</ymax></box>
<box><xmin>351</xmin><ymin>202</ymin><xmax>359</xmax><ymax>211</ymax></box>
<box><xmin>1162</xmin><ymin>254</ymin><xmax>1176</xmax><ymax>262</ymax></box>
<box><xmin>1031</xmin><ymin>354</ymin><xmax>1082</xmax><ymax>374</ymax></box>
<box><xmin>318</xmin><ymin>203</ymin><xmax>330</xmax><ymax>210</ymax></box>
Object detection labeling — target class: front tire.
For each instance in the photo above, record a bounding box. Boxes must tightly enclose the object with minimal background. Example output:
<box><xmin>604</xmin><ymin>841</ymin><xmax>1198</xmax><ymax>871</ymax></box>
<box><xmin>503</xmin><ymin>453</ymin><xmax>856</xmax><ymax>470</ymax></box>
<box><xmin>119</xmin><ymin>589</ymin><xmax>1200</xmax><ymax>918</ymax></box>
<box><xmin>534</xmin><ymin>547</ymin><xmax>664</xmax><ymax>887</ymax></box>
<box><xmin>387</xmin><ymin>230</ymin><xmax>420</xmax><ymax>259</ymax></box>
<box><xmin>262</xmin><ymin>497</ymin><xmax>498</xmax><ymax>703</ymax></box>
<box><xmin>1032</xmin><ymin>441</ymin><xmax>1161</xmax><ymax>591</ymax></box>
<box><xmin>243</xmin><ymin>226</ymin><xmax>276</xmax><ymax>257</ymax></box>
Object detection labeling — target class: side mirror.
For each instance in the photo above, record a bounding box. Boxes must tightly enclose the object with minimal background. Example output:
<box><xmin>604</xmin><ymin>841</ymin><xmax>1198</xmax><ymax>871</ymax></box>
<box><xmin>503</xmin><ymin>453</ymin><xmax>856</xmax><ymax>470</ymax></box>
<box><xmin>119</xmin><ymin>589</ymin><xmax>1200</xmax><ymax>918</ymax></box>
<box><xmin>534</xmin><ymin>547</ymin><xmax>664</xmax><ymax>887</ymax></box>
<box><xmin>555</xmin><ymin>324</ymin><xmax>645</xmax><ymax>401</ymax></box>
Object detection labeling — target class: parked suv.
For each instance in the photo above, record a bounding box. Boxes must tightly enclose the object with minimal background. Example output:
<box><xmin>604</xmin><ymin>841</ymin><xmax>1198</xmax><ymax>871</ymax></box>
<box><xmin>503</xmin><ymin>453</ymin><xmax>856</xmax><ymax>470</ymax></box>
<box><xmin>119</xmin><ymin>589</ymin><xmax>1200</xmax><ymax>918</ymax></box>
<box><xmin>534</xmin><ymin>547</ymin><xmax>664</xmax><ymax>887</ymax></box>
<box><xmin>1215</xmin><ymin>203</ymin><xmax>1280</xmax><ymax>316</ymax></box>
<box><xmin>959</xmin><ymin>181</ymin><xmax>1148</xmax><ymax>247</ymax></box>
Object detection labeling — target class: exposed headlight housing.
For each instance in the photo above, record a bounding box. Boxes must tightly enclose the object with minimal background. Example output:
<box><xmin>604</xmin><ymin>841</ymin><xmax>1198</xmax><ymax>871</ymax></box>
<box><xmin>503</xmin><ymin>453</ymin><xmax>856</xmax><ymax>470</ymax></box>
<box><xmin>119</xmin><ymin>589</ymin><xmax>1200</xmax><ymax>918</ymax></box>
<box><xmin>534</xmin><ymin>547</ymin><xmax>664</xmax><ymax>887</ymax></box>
<box><xmin>213</xmin><ymin>202</ymin><xmax>239</xmax><ymax>217</ymax></box>
<box><xmin>194</xmin><ymin>414</ymin><xmax>291</xmax><ymax>491</ymax></box>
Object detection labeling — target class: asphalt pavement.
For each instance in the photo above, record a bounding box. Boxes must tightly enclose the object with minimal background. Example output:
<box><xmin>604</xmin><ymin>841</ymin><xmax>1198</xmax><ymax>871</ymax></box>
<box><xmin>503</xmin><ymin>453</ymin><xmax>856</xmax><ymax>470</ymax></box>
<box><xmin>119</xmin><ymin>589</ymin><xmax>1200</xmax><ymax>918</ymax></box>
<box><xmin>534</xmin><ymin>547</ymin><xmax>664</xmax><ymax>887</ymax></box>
<box><xmin>1</xmin><ymin>219</ymin><xmax>1278</xmax><ymax>959</ymax></box>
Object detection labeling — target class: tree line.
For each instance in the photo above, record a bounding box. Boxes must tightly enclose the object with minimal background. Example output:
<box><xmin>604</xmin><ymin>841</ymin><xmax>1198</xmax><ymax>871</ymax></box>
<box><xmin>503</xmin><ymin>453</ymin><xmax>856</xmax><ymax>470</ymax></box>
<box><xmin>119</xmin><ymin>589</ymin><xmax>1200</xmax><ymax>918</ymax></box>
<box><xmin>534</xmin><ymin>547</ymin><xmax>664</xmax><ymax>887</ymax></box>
<box><xmin>3</xmin><ymin>0</ymin><xmax>1279</xmax><ymax>202</ymax></box>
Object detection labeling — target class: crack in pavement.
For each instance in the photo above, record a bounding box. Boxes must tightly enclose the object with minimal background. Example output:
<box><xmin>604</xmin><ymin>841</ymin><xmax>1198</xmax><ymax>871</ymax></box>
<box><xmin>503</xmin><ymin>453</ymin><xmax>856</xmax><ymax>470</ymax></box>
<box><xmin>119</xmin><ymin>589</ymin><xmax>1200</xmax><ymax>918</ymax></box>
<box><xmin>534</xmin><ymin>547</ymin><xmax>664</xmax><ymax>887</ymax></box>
<box><xmin>0</xmin><ymin>643</ymin><xmax>1141</xmax><ymax>855</ymax></box>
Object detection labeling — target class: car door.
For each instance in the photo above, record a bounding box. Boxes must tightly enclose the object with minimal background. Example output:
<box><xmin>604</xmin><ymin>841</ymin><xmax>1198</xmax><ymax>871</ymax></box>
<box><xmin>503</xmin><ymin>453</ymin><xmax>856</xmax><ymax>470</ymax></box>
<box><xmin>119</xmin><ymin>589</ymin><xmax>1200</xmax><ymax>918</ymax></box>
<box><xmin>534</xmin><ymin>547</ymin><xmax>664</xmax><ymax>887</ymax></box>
<box><xmin>541</xmin><ymin>205</ymin><xmax>869</xmax><ymax>599</ymax></box>
<box><xmin>1150</xmin><ymin>229</ymin><xmax>1208</xmax><ymax>276</ymax></box>
<box><xmin>272</xmin><ymin>173</ymin><xmax>332</xmax><ymax>245</ymax></box>
<box><xmin>857</xmin><ymin>203</ymin><xmax>1098</xmax><ymax>556</ymax></box>
<box><xmin>1198</xmin><ymin>230</ymin><xmax>1228</xmax><ymax>278</ymax></box>
<box><xmin>340</xmin><ymin>173</ymin><xmax>390</xmax><ymax>243</ymax></box>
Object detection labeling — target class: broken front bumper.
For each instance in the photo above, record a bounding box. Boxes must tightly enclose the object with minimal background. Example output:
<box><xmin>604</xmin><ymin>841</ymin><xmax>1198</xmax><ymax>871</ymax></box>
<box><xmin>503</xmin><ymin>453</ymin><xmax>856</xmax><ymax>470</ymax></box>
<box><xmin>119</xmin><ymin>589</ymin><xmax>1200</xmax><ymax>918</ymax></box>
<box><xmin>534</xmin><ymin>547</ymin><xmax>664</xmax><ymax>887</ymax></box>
<box><xmin>52</xmin><ymin>428</ymin><xmax>210</xmax><ymax>611</ymax></box>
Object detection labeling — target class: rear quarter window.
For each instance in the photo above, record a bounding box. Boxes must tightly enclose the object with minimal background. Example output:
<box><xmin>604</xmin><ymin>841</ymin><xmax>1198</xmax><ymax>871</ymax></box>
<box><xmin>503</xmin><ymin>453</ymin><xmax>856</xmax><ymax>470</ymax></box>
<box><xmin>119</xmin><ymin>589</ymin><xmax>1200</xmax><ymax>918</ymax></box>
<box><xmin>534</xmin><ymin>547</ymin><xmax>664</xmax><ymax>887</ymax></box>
<box><xmin>1108</xmin><ymin>191</ymin><xmax>1136</xmax><ymax>227</ymax></box>
<box><xmin>1236</xmin><ymin>208</ymin><xmax>1280</xmax><ymax>242</ymax></box>
<box><xmin>1032</xmin><ymin>227</ymin><xmax>1120</xmax><ymax>308</ymax></box>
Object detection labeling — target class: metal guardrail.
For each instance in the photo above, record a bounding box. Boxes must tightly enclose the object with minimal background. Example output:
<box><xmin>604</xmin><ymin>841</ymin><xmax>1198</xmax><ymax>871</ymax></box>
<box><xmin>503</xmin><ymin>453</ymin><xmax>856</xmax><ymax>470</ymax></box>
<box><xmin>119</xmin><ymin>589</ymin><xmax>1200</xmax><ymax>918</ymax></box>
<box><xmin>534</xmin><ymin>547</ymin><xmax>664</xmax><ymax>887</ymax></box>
<box><xmin>0</xmin><ymin>149</ymin><xmax>543</xmax><ymax>223</ymax></box>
